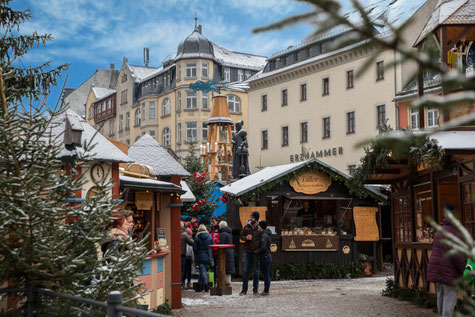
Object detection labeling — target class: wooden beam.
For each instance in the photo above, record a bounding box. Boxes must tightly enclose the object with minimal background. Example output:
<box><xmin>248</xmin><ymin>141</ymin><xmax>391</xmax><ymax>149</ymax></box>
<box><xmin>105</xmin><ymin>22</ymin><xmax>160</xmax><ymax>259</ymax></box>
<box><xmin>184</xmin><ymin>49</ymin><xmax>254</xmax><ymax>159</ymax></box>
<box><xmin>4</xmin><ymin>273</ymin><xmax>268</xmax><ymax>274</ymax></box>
<box><xmin>447</xmin><ymin>26</ymin><xmax>472</xmax><ymax>50</ymax></box>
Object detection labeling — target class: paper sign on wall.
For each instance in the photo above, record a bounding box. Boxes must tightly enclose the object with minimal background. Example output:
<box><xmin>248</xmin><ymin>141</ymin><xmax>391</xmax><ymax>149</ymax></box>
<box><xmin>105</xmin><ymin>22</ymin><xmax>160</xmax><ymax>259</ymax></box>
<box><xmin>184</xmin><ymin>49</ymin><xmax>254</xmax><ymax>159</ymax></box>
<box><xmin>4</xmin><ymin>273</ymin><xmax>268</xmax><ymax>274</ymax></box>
<box><xmin>353</xmin><ymin>206</ymin><xmax>379</xmax><ymax>241</ymax></box>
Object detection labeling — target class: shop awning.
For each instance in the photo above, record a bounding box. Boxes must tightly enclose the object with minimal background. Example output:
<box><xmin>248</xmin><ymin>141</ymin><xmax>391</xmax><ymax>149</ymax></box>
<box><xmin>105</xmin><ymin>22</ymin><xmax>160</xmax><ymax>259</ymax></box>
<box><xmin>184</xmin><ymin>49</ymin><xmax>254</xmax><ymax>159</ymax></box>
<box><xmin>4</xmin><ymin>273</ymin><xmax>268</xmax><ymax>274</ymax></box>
<box><xmin>180</xmin><ymin>180</ymin><xmax>196</xmax><ymax>202</ymax></box>
<box><xmin>120</xmin><ymin>175</ymin><xmax>185</xmax><ymax>193</ymax></box>
<box><xmin>220</xmin><ymin>158</ymin><xmax>386</xmax><ymax>200</ymax></box>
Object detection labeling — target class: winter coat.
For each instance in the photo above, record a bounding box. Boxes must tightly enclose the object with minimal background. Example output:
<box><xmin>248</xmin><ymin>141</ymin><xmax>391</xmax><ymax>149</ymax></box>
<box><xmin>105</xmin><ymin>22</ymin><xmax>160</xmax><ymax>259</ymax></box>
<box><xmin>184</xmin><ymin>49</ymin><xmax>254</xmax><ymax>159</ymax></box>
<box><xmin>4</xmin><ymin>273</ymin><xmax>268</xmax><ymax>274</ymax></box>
<box><xmin>240</xmin><ymin>221</ymin><xmax>261</xmax><ymax>253</ymax></box>
<box><xmin>193</xmin><ymin>231</ymin><xmax>213</xmax><ymax>265</ymax></box>
<box><xmin>218</xmin><ymin>226</ymin><xmax>236</xmax><ymax>274</ymax></box>
<box><xmin>257</xmin><ymin>228</ymin><xmax>272</xmax><ymax>259</ymax></box>
<box><xmin>181</xmin><ymin>227</ymin><xmax>193</xmax><ymax>257</ymax></box>
<box><xmin>100</xmin><ymin>228</ymin><xmax>128</xmax><ymax>256</ymax></box>
<box><xmin>427</xmin><ymin>218</ymin><xmax>466</xmax><ymax>286</ymax></box>
<box><xmin>210</xmin><ymin>225</ymin><xmax>221</xmax><ymax>257</ymax></box>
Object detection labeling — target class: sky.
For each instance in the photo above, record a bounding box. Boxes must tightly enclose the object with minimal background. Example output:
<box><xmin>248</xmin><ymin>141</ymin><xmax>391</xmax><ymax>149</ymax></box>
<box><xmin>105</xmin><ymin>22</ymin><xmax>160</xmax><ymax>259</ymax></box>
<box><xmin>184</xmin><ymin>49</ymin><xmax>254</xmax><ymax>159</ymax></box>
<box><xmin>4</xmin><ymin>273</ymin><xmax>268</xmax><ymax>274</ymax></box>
<box><xmin>12</xmin><ymin>0</ymin><xmax>315</xmax><ymax>107</ymax></box>
<box><xmin>12</xmin><ymin>0</ymin><xmax>426</xmax><ymax>108</ymax></box>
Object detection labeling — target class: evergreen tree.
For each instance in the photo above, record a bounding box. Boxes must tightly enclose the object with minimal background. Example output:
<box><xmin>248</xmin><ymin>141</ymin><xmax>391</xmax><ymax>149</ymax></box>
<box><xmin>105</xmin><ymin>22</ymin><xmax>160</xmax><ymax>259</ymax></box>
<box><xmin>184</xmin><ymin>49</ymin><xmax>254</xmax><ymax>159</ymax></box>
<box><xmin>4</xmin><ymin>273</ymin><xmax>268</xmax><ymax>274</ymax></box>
<box><xmin>181</xmin><ymin>141</ymin><xmax>219</xmax><ymax>225</ymax></box>
<box><xmin>0</xmin><ymin>2</ymin><xmax>148</xmax><ymax>316</ymax></box>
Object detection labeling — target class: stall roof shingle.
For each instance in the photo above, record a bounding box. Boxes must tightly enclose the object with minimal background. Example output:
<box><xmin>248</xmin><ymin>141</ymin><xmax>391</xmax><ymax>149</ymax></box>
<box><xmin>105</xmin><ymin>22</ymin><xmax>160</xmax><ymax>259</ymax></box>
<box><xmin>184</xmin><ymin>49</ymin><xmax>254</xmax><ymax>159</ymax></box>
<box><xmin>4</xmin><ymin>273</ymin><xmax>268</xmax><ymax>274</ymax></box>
<box><xmin>180</xmin><ymin>180</ymin><xmax>196</xmax><ymax>202</ymax></box>
<box><xmin>120</xmin><ymin>175</ymin><xmax>185</xmax><ymax>193</ymax></box>
<box><xmin>127</xmin><ymin>135</ymin><xmax>190</xmax><ymax>177</ymax></box>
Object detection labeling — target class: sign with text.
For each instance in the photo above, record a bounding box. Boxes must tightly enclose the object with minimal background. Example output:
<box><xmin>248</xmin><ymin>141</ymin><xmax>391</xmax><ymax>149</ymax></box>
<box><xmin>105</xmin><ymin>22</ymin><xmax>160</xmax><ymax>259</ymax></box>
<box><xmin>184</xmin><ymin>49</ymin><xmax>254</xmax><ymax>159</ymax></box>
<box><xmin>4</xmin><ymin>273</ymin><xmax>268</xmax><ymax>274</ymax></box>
<box><xmin>353</xmin><ymin>207</ymin><xmax>379</xmax><ymax>241</ymax></box>
<box><xmin>135</xmin><ymin>191</ymin><xmax>153</xmax><ymax>210</ymax></box>
<box><xmin>289</xmin><ymin>171</ymin><xmax>331</xmax><ymax>195</ymax></box>
<box><xmin>156</xmin><ymin>228</ymin><xmax>166</xmax><ymax>240</ymax></box>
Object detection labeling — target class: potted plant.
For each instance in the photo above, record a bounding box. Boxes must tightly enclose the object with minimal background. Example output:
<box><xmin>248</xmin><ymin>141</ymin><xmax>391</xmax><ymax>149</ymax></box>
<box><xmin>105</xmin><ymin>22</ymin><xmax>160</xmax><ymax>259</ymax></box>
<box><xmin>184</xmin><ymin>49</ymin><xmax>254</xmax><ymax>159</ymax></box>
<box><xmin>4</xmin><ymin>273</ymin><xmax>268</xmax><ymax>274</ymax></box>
<box><xmin>359</xmin><ymin>253</ymin><xmax>372</xmax><ymax>276</ymax></box>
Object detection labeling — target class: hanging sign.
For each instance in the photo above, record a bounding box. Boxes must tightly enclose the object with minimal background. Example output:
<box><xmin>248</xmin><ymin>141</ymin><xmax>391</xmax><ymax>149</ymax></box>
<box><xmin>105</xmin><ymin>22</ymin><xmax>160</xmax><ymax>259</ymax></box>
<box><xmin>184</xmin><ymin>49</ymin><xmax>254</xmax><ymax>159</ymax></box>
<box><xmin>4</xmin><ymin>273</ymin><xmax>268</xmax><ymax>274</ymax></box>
<box><xmin>353</xmin><ymin>207</ymin><xmax>379</xmax><ymax>241</ymax></box>
<box><xmin>135</xmin><ymin>191</ymin><xmax>153</xmax><ymax>210</ymax></box>
<box><xmin>289</xmin><ymin>171</ymin><xmax>331</xmax><ymax>194</ymax></box>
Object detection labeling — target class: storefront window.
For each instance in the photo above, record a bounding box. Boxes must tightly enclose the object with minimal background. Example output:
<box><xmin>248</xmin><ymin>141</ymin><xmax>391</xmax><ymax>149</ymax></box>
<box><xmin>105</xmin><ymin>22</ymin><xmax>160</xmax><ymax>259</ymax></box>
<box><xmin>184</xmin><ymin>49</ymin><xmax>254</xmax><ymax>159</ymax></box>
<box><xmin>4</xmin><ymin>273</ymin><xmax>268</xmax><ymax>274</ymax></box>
<box><xmin>393</xmin><ymin>196</ymin><xmax>412</xmax><ymax>242</ymax></box>
<box><xmin>414</xmin><ymin>187</ymin><xmax>433</xmax><ymax>242</ymax></box>
<box><xmin>463</xmin><ymin>182</ymin><xmax>475</xmax><ymax>235</ymax></box>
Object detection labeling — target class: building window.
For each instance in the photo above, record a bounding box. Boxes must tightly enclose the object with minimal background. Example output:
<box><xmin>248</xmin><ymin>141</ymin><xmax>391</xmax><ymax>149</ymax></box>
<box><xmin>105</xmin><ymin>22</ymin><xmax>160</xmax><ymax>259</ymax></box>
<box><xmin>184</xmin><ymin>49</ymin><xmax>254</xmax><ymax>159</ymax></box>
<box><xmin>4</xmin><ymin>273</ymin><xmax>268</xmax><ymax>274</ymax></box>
<box><xmin>134</xmin><ymin>108</ymin><xmax>141</xmax><ymax>126</ymax></box>
<box><xmin>101</xmin><ymin>102</ymin><xmax>105</xmax><ymax>113</ymax></box>
<box><xmin>107</xmin><ymin>100</ymin><xmax>111</xmax><ymax>110</ymax></box>
<box><xmin>224</xmin><ymin>67</ymin><xmax>230</xmax><ymax>82</ymax></box>
<box><xmin>322</xmin><ymin>77</ymin><xmax>329</xmax><ymax>96</ymax></box>
<box><xmin>262</xmin><ymin>95</ymin><xmax>267</xmax><ymax>111</ymax></box>
<box><xmin>149</xmin><ymin>130</ymin><xmax>156</xmax><ymax>139</ymax></box>
<box><xmin>177</xmin><ymin>91</ymin><xmax>181</xmax><ymax>111</ymax></box>
<box><xmin>119</xmin><ymin>115</ymin><xmax>123</xmax><ymax>132</ymax></box>
<box><xmin>177</xmin><ymin>64</ymin><xmax>181</xmax><ymax>80</ymax></box>
<box><xmin>141</xmin><ymin>102</ymin><xmax>146</xmax><ymax>120</ymax></box>
<box><xmin>300</xmin><ymin>122</ymin><xmax>308</xmax><ymax>143</ymax></box>
<box><xmin>202</xmin><ymin>122</ymin><xmax>208</xmax><ymax>141</ymax></box>
<box><xmin>162</xmin><ymin>98</ymin><xmax>171</xmax><ymax>116</ymax></box>
<box><xmin>262</xmin><ymin>130</ymin><xmax>268</xmax><ymax>150</ymax></box>
<box><xmin>186</xmin><ymin>63</ymin><xmax>196</xmax><ymax>77</ymax></box>
<box><xmin>347</xmin><ymin>70</ymin><xmax>354</xmax><ymax>89</ymax></box>
<box><xmin>227</xmin><ymin>95</ymin><xmax>241</xmax><ymax>113</ymax></box>
<box><xmin>282</xmin><ymin>126</ymin><xmax>289</xmax><ymax>147</ymax></box>
<box><xmin>162</xmin><ymin>127</ymin><xmax>170</xmax><ymax>146</ymax></box>
<box><xmin>377</xmin><ymin>105</ymin><xmax>386</xmax><ymax>127</ymax></box>
<box><xmin>323</xmin><ymin>117</ymin><xmax>331</xmax><ymax>139</ymax></box>
<box><xmin>347</xmin><ymin>111</ymin><xmax>355</xmax><ymax>134</ymax></box>
<box><xmin>348</xmin><ymin>165</ymin><xmax>356</xmax><ymax>176</ymax></box>
<box><xmin>282</xmin><ymin>89</ymin><xmax>288</xmax><ymax>106</ymax></box>
<box><xmin>109</xmin><ymin>118</ymin><xmax>115</xmax><ymax>136</ymax></box>
<box><xmin>376</xmin><ymin>61</ymin><xmax>384</xmax><ymax>81</ymax></box>
<box><xmin>202</xmin><ymin>93</ymin><xmax>208</xmax><ymax>109</ymax></box>
<box><xmin>410</xmin><ymin>108</ymin><xmax>419</xmax><ymax>129</ymax></box>
<box><xmin>121</xmin><ymin>73</ymin><xmax>127</xmax><ymax>83</ymax></box>
<box><xmin>300</xmin><ymin>84</ymin><xmax>307</xmax><ymax>101</ymax></box>
<box><xmin>427</xmin><ymin>107</ymin><xmax>438</xmax><ymax>128</ymax></box>
<box><xmin>125</xmin><ymin>112</ymin><xmax>130</xmax><ymax>130</ymax></box>
<box><xmin>238</xmin><ymin>69</ymin><xmax>244</xmax><ymax>82</ymax></box>
<box><xmin>202</xmin><ymin>62</ymin><xmax>208</xmax><ymax>78</ymax></box>
<box><xmin>149</xmin><ymin>101</ymin><xmax>156</xmax><ymax>119</ymax></box>
<box><xmin>186</xmin><ymin>122</ymin><xmax>197</xmax><ymax>141</ymax></box>
<box><xmin>176</xmin><ymin>123</ymin><xmax>182</xmax><ymax>144</ymax></box>
<box><xmin>245</xmin><ymin>70</ymin><xmax>251</xmax><ymax>80</ymax></box>
<box><xmin>120</xmin><ymin>89</ymin><xmax>127</xmax><ymax>104</ymax></box>
<box><xmin>186</xmin><ymin>91</ymin><xmax>197</xmax><ymax>109</ymax></box>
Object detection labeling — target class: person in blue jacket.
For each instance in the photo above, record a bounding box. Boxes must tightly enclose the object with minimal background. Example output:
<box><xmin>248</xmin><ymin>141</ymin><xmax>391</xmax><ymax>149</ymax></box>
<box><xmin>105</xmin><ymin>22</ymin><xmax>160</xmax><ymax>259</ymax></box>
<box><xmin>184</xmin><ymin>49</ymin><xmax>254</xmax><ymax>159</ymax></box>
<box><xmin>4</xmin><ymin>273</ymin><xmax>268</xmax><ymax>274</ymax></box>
<box><xmin>193</xmin><ymin>224</ymin><xmax>214</xmax><ymax>292</ymax></box>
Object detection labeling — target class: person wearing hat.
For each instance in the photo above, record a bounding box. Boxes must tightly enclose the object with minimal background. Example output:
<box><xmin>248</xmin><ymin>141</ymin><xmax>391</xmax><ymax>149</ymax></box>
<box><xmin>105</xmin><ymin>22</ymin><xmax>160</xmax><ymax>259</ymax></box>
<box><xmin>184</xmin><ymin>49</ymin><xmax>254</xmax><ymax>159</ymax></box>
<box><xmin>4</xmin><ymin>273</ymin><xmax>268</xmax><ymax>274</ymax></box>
<box><xmin>427</xmin><ymin>203</ymin><xmax>466</xmax><ymax>317</ymax></box>
<box><xmin>239</xmin><ymin>211</ymin><xmax>262</xmax><ymax>296</ymax></box>
<box><xmin>257</xmin><ymin>220</ymin><xmax>272</xmax><ymax>296</ymax></box>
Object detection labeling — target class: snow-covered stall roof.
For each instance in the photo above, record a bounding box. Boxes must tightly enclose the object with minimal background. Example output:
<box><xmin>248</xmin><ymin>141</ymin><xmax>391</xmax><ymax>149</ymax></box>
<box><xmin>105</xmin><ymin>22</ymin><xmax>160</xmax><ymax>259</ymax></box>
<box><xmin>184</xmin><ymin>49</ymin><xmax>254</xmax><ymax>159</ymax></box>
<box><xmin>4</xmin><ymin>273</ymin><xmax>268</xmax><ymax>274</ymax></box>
<box><xmin>430</xmin><ymin>131</ymin><xmax>475</xmax><ymax>150</ymax></box>
<box><xmin>120</xmin><ymin>175</ymin><xmax>184</xmax><ymax>193</ymax></box>
<box><xmin>212</xmin><ymin>43</ymin><xmax>267</xmax><ymax>71</ymax></box>
<box><xmin>414</xmin><ymin>0</ymin><xmax>474</xmax><ymax>46</ymax></box>
<box><xmin>220</xmin><ymin>159</ymin><xmax>385</xmax><ymax>200</ymax></box>
<box><xmin>50</xmin><ymin>110</ymin><xmax>132</xmax><ymax>163</ymax></box>
<box><xmin>127</xmin><ymin>134</ymin><xmax>190</xmax><ymax>177</ymax></box>
<box><xmin>92</xmin><ymin>87</ymin><xmax>116</xmax><ymax>100</ymax></box>
<box><xmin>180</xmin><ymin>180</ymin><xmax>196</xmax><ymax>202</ymax></box>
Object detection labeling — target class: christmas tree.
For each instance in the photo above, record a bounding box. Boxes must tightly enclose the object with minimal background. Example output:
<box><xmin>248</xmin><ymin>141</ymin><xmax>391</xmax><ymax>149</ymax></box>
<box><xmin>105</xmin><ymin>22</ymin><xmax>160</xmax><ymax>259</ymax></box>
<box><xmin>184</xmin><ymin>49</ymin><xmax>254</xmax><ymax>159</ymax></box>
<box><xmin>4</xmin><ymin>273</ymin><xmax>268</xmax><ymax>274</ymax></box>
<box><xmin>0</xmin><ymin>2</ymin><xmax>148</xmax><ymax>316</ymax></box>
<box><xmin>181</xmin><ymin>141</ymin><xmax>219</xmax><ymax>226</ymax></box>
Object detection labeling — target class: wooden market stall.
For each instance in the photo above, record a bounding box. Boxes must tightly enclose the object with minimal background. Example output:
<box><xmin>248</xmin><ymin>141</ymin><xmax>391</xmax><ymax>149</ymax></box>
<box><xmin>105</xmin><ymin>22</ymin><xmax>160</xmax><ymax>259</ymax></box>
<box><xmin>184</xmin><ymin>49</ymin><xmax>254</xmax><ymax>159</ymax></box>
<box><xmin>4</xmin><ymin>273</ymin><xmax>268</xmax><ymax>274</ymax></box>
<box><xmin>221</xmin><ymin>159</ymin><xmax>387</xmax><ymax>273</ymax></box>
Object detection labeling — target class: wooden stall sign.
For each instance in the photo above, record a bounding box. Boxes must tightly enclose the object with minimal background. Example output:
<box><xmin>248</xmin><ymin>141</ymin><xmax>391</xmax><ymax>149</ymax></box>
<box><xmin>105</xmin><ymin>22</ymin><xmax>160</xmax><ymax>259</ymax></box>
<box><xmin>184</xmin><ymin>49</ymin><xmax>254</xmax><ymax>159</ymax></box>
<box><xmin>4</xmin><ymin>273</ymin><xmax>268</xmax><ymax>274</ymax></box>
<box><xmin>239</xmin><ymin>206</ymin><xmax>267</xmax><ymax>243</ymax></box>
<box><xmin>135</xmin><ymin>191</ymin><xmax>153</xmax><ymax>210</ymax></box>
<box><xmin>353</xmin><ymin>207</ymin><xmax>379</xmax><ymax>241</ymax></box>
<box><xmin>281</xmin><ymin>235</ymin><xmax>339</xmax><ymax>251</ymax></box>
<box><xmin>289</xmin><ymin>171</ymin><xmax>331</xmax><ymax>194</ymax></box>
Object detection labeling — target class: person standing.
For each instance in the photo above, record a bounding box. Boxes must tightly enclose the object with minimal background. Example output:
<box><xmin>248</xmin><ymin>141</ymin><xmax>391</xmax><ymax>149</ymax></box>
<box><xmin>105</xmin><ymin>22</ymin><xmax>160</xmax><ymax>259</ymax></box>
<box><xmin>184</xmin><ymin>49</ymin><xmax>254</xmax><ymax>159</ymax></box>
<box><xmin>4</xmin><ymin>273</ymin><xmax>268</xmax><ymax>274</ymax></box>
<box><xmin>257</xmin><ymin>220</ymin><xmax>272</xmax><ymax>296</ymax></box>
<box><xmin>117</xmin><ymin>209</ymin><xmax>134</xmax><ymax>234</ymax></box>
<box><xmin>296</xmin><ymin>201</ymin><xmax>315</xmax><ymax>227</ymax></box>
<box><xmin>209</xmin><ymin>216</ymin><xmax>221</xmax><ymax>284</ymax></box>
<box><xmin>193</xmin><ymin>224</ymin><xmax>213</xmax><ymax>292</ymax></box>
<box><xmin>181</xmin><ymin>222</ymin><xmax>194</xmax><ymax>288</ymax></box>
<box><xmin>100</xmin><ymin>213</ymin><xmax>129</xmax><ymax>256</ymax></box>
<box><xmin>184</xmin><ymin>227</ymin><xmax>194</xmax><ymax>288</ymax></box>
<box><xmin>427</xmin><ymin>203</ymin><xmax>466</xmax><ymax>317</ymax></box>
<box><xmin>218</xmin><ymin>221</ymin><xmax>235</xmax><ymax>287</ymax></box>
<box><xmin>239</xmin><ymin>211</ymin><xmax>261</xmax><ymax>296</ymax></box>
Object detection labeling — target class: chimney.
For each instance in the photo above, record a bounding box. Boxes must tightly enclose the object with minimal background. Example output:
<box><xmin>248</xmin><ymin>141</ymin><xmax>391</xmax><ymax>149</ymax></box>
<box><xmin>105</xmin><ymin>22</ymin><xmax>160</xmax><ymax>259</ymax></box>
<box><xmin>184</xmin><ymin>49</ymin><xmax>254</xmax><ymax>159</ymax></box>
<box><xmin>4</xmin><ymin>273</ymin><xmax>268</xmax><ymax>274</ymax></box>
<box><xmin>110</xmin><ymin>63</ymin><xmax>115</xmax><ymax>70</ymax></box>
<box><xmin>198</xmin><ymin>24</ymin><xmax>202</xmax><ymax>34</ymax></box>
<box><xmin>144</xmin><ymin>47</ymin><xmax>150</xmax><ymax>67</ymax></box>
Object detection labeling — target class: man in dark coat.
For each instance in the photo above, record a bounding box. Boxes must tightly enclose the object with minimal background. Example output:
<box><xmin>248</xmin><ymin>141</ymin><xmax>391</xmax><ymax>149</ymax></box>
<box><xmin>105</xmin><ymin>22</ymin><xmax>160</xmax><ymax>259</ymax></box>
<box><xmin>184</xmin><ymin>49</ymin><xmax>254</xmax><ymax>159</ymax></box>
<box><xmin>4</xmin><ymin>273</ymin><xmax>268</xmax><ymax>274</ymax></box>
<box><xmin>219</xmin><ymin>221</ymin><xmax>235</xmax><ymax>287</ymax></box>
<box><xmin>239</xmin><ymin>211</ymin><xmax>261</xmax><ymax>296</ymax></box>
<box><xmin>257</xmin><ymin>220</ymin><xmax>272</xmax><ymax>296</ymax></box>
<box><xmin>427</xmin><ymin>203</ymin><xmax>466</xmax><ymax>317</ymax></box>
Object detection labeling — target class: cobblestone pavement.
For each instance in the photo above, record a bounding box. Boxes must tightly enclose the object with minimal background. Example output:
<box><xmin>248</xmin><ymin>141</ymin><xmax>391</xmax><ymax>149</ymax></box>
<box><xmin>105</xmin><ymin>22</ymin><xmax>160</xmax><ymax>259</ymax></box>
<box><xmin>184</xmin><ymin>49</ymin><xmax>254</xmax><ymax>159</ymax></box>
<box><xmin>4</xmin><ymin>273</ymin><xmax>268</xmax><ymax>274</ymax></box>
<box><xmin>174</xmin><ymin>276</ymin><xmax>436</xmax><ymax>317</ymax></box>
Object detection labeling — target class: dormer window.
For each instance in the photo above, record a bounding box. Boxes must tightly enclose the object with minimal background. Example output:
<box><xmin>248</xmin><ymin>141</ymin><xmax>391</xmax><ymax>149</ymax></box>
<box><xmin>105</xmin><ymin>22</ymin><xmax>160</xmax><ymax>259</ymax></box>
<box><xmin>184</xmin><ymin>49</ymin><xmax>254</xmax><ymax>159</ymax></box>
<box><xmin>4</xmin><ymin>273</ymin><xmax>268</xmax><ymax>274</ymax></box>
<box><xmin>224</xmin><ymin>67</ymin><xmax>230</xmax><ymax>82</ymax></box>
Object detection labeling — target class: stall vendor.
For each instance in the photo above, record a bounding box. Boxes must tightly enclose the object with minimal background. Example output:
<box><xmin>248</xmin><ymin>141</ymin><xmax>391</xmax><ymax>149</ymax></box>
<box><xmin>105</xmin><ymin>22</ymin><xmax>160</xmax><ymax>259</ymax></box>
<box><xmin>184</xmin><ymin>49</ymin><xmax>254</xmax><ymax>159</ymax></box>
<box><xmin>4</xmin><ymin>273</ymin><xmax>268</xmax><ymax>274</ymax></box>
<box><xmin>297</xmin><ymin>201</ymin><xmax>315</xmax><ymax>227</ymax></box>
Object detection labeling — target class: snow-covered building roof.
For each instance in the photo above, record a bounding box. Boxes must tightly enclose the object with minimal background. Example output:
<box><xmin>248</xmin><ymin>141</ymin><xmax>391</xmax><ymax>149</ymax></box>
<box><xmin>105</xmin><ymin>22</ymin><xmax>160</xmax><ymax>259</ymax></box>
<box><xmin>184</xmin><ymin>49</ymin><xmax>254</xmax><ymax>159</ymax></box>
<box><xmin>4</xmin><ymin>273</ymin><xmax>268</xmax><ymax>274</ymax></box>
<box><xmin>120</xmin><ymin>175</ymin><xmax>185</xmax><ymax>193</ymax></box>
<box><xmin>127</xmin><ymin>134</ymin><xmax>190</xmax><ymax>177</ymax></box>
<box><xmin>220</xmin><ymin>159</ymin><xmax>385</xmax><ymax>200</ymax></box>
<box><xmin>212</xmin><ymin>43</ymin><xmax>267</xmax><ymax>71</ymax></box>
<box><xmin>127</xmin><ymin>64</ymin><xmax>161</xmax><ymax>82</ymax></box>
<box><xmin>414</xmin><ymin>0</ymin><xmax>475</xmax><ymax>46</ymax></box>
<box><xmin>92</xmin><ymin>87</ymin><xmax>116</xmax><ymax>100</ymax></box>
<box><xmin>50</xmin><ymin>110</ymin><xmax>132</xmax><ymax>163</ymax></box>
<box><xmin>180</xmin><ymin>180</ymin><xmax>196</xmax><ymax>202</ymax></box>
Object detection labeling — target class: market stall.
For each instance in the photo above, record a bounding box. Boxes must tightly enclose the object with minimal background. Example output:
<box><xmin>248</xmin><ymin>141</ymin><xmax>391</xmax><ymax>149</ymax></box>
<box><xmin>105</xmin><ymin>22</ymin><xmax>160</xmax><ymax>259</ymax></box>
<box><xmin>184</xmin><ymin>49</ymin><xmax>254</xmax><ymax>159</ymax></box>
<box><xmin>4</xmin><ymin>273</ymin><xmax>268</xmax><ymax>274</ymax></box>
<box><xmin>221</xmin><ymin>159</ymin><xmax>386</xmax><ymax>272</ymax></box>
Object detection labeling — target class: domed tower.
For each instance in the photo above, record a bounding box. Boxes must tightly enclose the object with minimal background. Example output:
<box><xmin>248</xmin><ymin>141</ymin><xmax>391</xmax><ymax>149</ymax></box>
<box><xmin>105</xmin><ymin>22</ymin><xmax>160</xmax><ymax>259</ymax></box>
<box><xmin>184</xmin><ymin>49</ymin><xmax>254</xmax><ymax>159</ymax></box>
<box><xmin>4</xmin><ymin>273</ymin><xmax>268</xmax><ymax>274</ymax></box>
<box><xmin>175</xmin><ymin>24</ymin><xmax>214</xmax><ymax>62</ymax></box>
